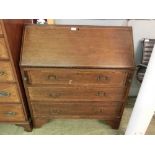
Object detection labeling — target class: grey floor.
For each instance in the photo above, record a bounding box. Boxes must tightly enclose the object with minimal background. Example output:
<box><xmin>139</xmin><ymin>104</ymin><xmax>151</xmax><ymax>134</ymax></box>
<box><xmin>0</xmin><ymin>97</ymin><xmax>154</xmax><ymax>135</ymax></box>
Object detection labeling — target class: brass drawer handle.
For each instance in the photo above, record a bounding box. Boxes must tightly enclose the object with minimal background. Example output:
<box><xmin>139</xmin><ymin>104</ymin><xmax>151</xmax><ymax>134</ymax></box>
<box><xmin>4</xmin><ymin>111</ymin><xmax>17</xmax><ymax>116</ymax></box>
<box><xmin>94</xmin><ymin>107</ymin><xmax>105</xmax><ymax>113</ymax></box>
<box><xmin>48</xmin><ymin>75</ymin><xmax>57</xmax><ymax>80</ymax></box>
<box><xmin>49</xmin><ymin>93</ymin><xmax>61</xmax><ymax>98</ymax></box>
<box><xmin>0</xmin><ymin>91</ymin><xmax>10</xmax><ymax>97</ymax></box>
<box><xmin>97</xmin><ymin>75</ymin><xmax>108</xmax><ymax>81</ymax></box>
<box><xmin>50</xmin><ymin>109</ymin><xmax>61</xmax><ymax>114</ymax></box>
<box><xmin>96</xmin><ymin>91</ymin><xmax>106</xmax><ymax>97</ymax></box>
<box><xmin>0</xmin><ymin>71</ymin><xmax>6</xmax><ymax>76</ymax></box>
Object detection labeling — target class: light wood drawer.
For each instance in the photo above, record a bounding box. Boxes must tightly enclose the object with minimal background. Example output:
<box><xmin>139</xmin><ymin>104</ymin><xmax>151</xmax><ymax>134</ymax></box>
<box><xmin>28</xmin><ymin>86</ymin><xmax>125</xmax><ymax>102</ymax></box>
<box><xmin>0</xmin><ymin>84</ymin><xmax>20</xmax><ymax>103</ymax></box>
<box><xmin>0</xmin><ymin>61</ymin><xmax>15</xmax><ymax>82</ymax></box>
<box><xmin>25</xmin><ymin>68</ymin><xmax>127</xmax><ymax>87</ymax></box>
<box><xmin>0</xmin><ymin>38</ymin><xmax>9</xmax><ymax>59</ymax></box>
<box><xmin>0</xmin><ymin>104</ymin><xmax>25</xmax><ymax>122</ymax></box>
<box><xmin>32</xmin><ymin>102</ymin><xmax>122</xmax><ymax>118</ymax></box>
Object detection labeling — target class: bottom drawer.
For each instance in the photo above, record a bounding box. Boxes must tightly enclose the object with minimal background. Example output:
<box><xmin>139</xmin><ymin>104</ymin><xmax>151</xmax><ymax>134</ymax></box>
<box><xmin>32</xmin><ymin>102</ymin><xmax>123</xmax><ymax>119</ymax></box>
<box><xmin>0</xmin><ymin>104</ymin><xmax>25</xmax><ymax>122</ymax></box>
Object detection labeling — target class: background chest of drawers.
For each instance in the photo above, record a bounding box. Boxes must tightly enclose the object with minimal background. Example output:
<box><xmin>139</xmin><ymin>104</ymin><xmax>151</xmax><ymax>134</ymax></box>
<box><xmin>0</xmin><ymin>20</ymin><xmax>31</xmax><ymax>131</ymax></box>
<box><xmin>20</xmin><ymin>25</ymin><xmax>135</xmax><ymax>129</ymax></box>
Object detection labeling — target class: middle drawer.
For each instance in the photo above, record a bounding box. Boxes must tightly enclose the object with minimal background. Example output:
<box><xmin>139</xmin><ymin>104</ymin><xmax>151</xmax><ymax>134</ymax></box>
<box><xmin>0</xmin><ymin>61</ymin><xmax>15</xmax><ymax>82</ymax></box>
<box><xmin>28</xmin><ymin>86</ymin><xmax>125</xmax><ymax>102</ymax></box>
<box><xmin>0</xmin><ymin>84</ymin><xmax>20</xmax><ymax>103</ymax></box>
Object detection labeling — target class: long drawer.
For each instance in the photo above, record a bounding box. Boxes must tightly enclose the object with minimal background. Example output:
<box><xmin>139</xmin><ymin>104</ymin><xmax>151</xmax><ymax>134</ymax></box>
<box><xmin>25</xmin><ymin>68</ymin><xmax>127</xmax><ymax>87</ymax></box>
<box><xmin>0</xmin><ymin>61</ymin><xmax>15</xmax><ymax>82</ymax></box>
<box><xmin>0</xmin><ymin>84</ymin><xmax>20</xmax><ymax>103</ymax></box>
<box><xmin>0</xmin><ymin>38</ymin><xmax>9</xmax><ymax>59</ymax></box>
<box><xmin>28</xmin><ymin>86</ymin><xmax>125</xmax><ymax>102</ymax></box>
<box><xmin>0</xmin><ymin>104</ymin><xmax>25</xmax><ymax>122</ymax></box>
<box><xmin>32</xmin><ymin>102</ymin><xmax>122</xmax><ymax>118</ymax></box>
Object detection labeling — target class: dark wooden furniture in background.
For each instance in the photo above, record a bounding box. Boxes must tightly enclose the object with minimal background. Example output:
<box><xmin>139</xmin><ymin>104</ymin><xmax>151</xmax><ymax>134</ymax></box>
<box><xmin>0</xmin><ymin>20</ymin><xmax>31</xmax><ymax>131</ymax></box>
<box><xmin>137</xmin><ymin>38</ymin><xmax>155</xmax><ymax>83</ymax></box>
<box><xmin>20</xmin><ymin>25</ymin><xmax>135</xmax><ymax>129</ymax></box>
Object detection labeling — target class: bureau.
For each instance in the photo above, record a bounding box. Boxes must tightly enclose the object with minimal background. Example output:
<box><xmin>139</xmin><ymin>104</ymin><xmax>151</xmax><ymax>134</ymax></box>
<box><xmin>20</xmin><ymin>25</ymin><xmax>135</xmax><ymax>129</ymax></box>
<box><xmin>0</xmin><ymin>20</ymin><xmax>31</xmax><ymax>131</ymax></box>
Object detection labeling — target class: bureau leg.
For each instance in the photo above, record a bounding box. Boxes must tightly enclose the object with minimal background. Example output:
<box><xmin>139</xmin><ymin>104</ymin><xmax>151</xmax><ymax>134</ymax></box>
<box><xmin>33</xmin><ymin>117</ymin><xmax>50</xmax><ymax>128</ymax></box>
<box><xmin>104</xmin><ymin>119</ymin><xmax>121</xmax><ymax>129</ymax></box>
<box><xmin>16</xmin><ymin>122</ymin><xmax>32</xmax><ymax>132</ymax></box>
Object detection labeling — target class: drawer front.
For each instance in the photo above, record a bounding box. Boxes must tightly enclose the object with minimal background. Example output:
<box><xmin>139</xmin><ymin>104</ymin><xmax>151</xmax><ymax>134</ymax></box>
<box><xmin>28</xmin><ymin>86</ymin><xmax>125</xmax><ymax>102</ymax></box>
<box><xmin>0</xmin><ymin>61</ymin><xmax>15</xmax><ymax>82</ymax></box>
<box><xmin>0</xmin><ymin>38</ymin><xmax>9</xmax><ymax>59</ymax></box>
<box><xmin>0</xmin><ymin>84</ymin><xmax>20</xmax><ymax>103</ymax></box>
<box><xmin>26</xmin><ymin>68</ymin><xmax>127</xmax><ymax>86</ymax></box>
<box><xmin>0</xmin><ymin>104</ymin><xmax>25</xmax><ymax>121</ymax></box>
<box><xmin>32</xmin><ymin>102</ymin><xmax>122</xmax><ymax>118</ymax></box>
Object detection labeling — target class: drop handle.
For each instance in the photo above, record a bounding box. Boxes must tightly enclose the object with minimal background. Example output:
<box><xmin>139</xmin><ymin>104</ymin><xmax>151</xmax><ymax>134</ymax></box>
<box><xmin>50</xmin><ymin>109</ymin><xmax>61</xmax><ymax>114</ymax></box>
<box><xmin>49</xmin><ymin>93</ymin><xmax>61</xmax><ymax>98</ymax></box>
<box><xmin>0</xmin><ymin>71</ymin><xmax>6</xmax><ymax>76</ymax></box>
<box><xmin>97</xmin><ymin>75</ymin><xmax>108</xmax><ymax>81</ymax></box>
<box><xmin>4</xmin><ymin>111</ymin><xmax>16</xmax><ymax>116</ymax></box>
<box><xmin>96</xmin><ymin>91</ymin><xmax>106</xmax><ymax>97</ymax></box>
<box><xmin>48</xmin><ymin>75</ymin><xmax>57</xmax><ymax>80</ymax></box>
<box><xmin>0</xmin><ymin>91</ymin><xmax>10</xmax><ymax>97</ymax></box>
<box><xmin>94</xmin><ymin>108</ymin><xmax>105</xmax><ymax>113</ymax></box>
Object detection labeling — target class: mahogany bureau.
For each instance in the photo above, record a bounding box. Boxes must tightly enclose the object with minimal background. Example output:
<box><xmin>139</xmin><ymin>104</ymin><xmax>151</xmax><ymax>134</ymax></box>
<box><xmin>20</xmin><ymin>25</ymin><xmax>135</xmax><ymax>129</ymax></box>
<box><xmin>0</xmin><ymin>20</ymin><xmax>31</xmax><ymax>131</ymax></box>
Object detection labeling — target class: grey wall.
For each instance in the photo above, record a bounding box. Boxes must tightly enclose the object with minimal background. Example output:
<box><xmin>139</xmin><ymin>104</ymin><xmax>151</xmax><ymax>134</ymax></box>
<box><xmin>128</xmin><ymin>20</ymin><xmax>155</xmax><ymax>96</ymax></box>
<box><xmin>55</xmin><ymin>19</ymin><xmax>128</xmax><ymax>26</ymax></box>
<box><xmin>55</xmin><ymin>19</ymin><xmax>155</xmax><ymax>96</ymax></box>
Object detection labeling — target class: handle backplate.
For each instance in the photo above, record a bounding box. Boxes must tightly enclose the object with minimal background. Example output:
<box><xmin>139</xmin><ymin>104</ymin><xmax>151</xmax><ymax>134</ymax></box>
<box><xmin>0</xmin><ymin>91</ymin><xmax>10</xmax><ymax>97</ymax></box>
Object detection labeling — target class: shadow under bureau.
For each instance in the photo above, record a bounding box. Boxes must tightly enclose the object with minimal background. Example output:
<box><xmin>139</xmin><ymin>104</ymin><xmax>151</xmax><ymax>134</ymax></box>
<box><xmin>20</xmin><ymin>25</ymin><xmax>135</xmax><ymax>129</ymax></box>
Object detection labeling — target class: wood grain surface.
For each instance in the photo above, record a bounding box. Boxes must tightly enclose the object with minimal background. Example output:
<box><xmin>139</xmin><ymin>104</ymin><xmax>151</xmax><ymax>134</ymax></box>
<box><xmin>0</xmin><ymin>20</ymin><xmax>32</xmax><ymax>131</ymax></box>
<box><xmin>28</xmin><ymin>86</ymin><xmax>125</xmax><ymax>102</ymax></box>
<box><xmin>0</xmin><ymin>38</ymin><xmax>9</xmax><ymax>59</ymax></box>
<box><xmin>21</xmin><ymin>25</ymin><xmax>135</xmax><ymax>68</ymax></box>
<box><xmin>0</xmin><ymin>84</ymin><xmax>20</xmax><ymax>103</ymax></box>
<box><xmin>0</xmin><ymin>61</ymin><xmax>15</xmax><ymax>82</ymax></box>
<box><xmin>21</xmin><ymin>25</ymin><xmax>135</xmax><ymax>129</ymax></box>
<box><xmin>31</xmin><ymin>101</ymin><xmax>122</xmax><ymax>118</ymax></box>
<box><xmin>25</xmin><ymin>68</ymin><xmax>127</xmax><ymax>87</ymax></box>
<box><xmin>0</xmin><ymin>104</ymin><xmax>25</xmax><ymax>121</ymax></box>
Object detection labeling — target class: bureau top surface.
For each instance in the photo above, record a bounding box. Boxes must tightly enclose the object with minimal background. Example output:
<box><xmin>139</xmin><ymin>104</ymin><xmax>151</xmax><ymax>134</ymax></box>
<box><xmin>21</xmin><ymin>25</ymin><xmax>135</xmax><ymax>68</ymax></box>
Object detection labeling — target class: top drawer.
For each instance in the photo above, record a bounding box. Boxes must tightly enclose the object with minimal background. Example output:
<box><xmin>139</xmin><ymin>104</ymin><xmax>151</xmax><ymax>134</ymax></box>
<box><xmin>24</xmin><ymin>68</ymin><xmax>127</xmax><ymax>87</ymax></box>
<box><xmin>0</xmin><ymin>38</ymin><xmax>9</xmax><ymax>59</ymax></box>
